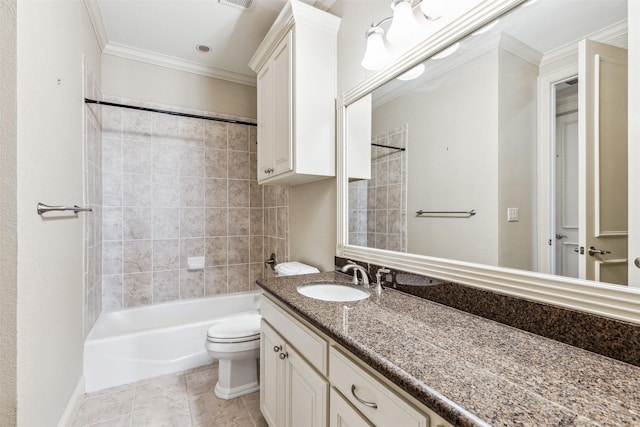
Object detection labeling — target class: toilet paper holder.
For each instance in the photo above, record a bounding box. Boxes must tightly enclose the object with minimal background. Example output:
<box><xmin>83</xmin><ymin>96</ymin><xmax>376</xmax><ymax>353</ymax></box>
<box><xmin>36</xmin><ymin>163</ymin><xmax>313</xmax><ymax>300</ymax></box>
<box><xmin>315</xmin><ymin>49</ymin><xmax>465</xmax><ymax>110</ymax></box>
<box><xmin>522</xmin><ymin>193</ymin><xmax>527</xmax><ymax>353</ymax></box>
<box><xmin>264</xmin><ymin>253</ymin><xmax>277</xmax><ymax>270</ymax></box>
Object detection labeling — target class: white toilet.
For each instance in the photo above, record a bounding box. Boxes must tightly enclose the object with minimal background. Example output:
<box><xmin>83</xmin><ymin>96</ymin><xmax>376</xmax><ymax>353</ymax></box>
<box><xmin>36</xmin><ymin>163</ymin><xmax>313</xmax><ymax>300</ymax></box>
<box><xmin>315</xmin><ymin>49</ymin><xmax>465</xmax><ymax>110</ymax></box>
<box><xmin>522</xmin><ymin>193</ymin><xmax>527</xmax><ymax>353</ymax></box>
<box><xmin>205</xmin><ymin>261</ymin><xmax>319</xmax><ymax>399</ymax></box>
<box><xmin>206</xmin><ymin>313</ymin><xmax>262</xmax><ymax>399</ymax></box>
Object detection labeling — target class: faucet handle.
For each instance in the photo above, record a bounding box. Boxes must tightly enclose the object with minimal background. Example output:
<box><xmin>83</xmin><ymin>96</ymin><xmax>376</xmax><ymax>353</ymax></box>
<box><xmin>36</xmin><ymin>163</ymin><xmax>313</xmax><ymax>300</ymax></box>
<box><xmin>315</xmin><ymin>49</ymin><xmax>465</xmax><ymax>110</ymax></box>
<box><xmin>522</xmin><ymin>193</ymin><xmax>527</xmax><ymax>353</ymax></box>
<box><xmin>376</xmin><ymin>267</ymin><xmax>391</xmax><ymax>278</ymax></box>
<box><xmin>375</xmin><ymin>268</ymin><xmax>391</xmax><ymax>286</ymax></box>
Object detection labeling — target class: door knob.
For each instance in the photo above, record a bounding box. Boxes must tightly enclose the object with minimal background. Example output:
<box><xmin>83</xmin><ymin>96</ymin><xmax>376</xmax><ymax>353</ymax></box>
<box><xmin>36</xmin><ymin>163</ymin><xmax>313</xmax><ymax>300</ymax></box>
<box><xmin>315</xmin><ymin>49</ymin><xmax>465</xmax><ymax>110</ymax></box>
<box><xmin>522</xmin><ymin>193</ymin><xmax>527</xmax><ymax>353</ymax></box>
<box><xmin>588</xmin><ymin>246</ymin><xmax>611</xmax><ymax>256</ymax></box>
<box><xmin>556</xmin><ymin>233</ymin><xmax>567</xmax><ymax>239</ymax></box>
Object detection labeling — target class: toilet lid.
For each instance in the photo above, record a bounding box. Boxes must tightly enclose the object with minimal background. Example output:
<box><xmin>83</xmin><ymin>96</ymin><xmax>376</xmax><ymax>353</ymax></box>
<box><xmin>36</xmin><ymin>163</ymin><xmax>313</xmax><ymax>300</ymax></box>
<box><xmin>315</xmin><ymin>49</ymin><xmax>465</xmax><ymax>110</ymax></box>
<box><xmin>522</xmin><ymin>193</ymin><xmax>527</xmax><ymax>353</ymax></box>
<box><xmin>207</xmin><ymin>313</ymin><xmax>261</xmax><ymax>340</ymax></box>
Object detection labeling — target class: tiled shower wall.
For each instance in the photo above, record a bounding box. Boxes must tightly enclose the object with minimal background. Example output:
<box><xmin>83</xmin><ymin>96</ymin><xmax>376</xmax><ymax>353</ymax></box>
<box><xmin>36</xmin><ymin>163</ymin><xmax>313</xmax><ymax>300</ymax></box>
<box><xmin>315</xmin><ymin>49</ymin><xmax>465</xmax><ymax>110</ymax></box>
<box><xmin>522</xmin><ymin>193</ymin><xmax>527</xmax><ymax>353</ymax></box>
<box><xmin>349</xmin><ymin>125</ymin><xmax>407</xmax><ymax>252</ymax></box>
<box><xmin>100</xmin><ymin>97</ymin><xmax>287</xmax><ymax>309</ymax></box>
<box><xmin>83</xmin><ymin>60</ymin><xmax>103</xmax><ymax>336</ymax></box>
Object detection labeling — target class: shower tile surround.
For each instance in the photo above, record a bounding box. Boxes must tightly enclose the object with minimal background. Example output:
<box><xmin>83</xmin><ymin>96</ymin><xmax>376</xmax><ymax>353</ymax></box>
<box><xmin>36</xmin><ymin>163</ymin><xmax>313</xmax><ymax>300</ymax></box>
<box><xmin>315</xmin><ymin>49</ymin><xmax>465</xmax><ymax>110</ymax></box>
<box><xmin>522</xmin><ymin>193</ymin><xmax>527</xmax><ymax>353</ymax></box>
<box><xmin>101</xmin><ymin>96</ymin><xmax>288</xmax><ymax>309</ymax></box>
<box><xmin>349</xmin><ymin>125</ymin><xmax>407</xmax><ymax>252</ymax></box>
<box><xmin>335</xmin><ymin>257</ymin><xmax>640</xmax><ymax>367</ymax></box>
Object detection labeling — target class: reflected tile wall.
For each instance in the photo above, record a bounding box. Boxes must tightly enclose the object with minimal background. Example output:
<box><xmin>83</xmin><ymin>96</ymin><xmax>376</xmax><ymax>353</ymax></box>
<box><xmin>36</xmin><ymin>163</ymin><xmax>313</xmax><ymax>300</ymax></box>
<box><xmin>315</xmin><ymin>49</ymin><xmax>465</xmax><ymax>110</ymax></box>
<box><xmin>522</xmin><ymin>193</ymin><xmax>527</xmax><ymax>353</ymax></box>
<box><xmin>101</xmin><ymin>97</ymin><xmax>287</xmax><ymax>309</ymax></box>
<box><xmin>84</xmin><ymin>60</ymin><xmax>103</xmax><ymax>337</ymax></box>
<box><xmin>349</xmin><ymin>125</ymin><xmax>407</xmax><ymax>252</ymax></box>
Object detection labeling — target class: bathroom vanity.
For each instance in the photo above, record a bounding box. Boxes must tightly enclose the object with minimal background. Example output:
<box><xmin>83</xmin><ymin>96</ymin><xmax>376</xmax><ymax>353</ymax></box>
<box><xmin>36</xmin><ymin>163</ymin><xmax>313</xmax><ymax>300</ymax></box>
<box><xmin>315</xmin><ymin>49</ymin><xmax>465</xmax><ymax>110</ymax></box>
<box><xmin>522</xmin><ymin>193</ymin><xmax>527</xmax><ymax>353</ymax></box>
<box><xmin>257</xmin><ymin>272</ymin><xmax>640</xmax><ymax>426</ymax></box>
<box><xmin>260</xmin><ymin>288</ymin><xmax>450</xmax><ymax>427</ymax></box>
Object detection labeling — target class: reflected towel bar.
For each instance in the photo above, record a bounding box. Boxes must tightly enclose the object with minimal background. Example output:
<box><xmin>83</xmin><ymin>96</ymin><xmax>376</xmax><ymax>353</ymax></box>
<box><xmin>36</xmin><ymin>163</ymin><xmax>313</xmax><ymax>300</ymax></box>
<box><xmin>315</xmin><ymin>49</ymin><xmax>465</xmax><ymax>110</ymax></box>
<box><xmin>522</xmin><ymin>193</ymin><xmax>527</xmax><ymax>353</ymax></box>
<box><xmin>37</xmin><ymin>202</ymin><xmax>93</xmax><ymax>215</ymax></box>
<box><xmin>416</xmin><ymin>209</ymin><xmax>476</xmax><ymax>217</ymax></box>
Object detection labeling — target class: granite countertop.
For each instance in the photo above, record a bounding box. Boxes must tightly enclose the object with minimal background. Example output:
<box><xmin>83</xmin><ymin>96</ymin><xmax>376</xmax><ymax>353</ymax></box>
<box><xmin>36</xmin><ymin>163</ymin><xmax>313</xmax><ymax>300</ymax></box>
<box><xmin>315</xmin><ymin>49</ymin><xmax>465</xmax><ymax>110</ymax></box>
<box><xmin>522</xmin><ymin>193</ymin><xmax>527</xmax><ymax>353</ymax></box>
<box><xmin>256</xmin><ymin>271</ymin><xmax>640</xmax><ymax>426</ymax></box>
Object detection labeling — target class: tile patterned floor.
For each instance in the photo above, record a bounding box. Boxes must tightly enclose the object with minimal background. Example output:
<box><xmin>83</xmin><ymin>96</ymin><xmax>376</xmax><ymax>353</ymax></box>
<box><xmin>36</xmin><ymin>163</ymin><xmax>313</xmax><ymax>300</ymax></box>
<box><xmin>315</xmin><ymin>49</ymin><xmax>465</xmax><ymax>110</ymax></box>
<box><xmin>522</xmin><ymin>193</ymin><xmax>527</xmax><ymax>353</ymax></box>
<box><xmin>72</xmin><ymin>363</ymin><xmax>267</xmax><ymax>427</ymax></box>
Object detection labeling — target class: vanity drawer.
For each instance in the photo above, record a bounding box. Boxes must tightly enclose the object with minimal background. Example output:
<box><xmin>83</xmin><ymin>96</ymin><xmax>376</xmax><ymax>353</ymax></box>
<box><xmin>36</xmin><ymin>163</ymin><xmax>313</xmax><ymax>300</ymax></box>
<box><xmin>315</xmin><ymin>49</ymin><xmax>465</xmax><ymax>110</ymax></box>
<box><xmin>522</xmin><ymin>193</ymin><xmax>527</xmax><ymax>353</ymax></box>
<box><xmin>261</xmin><ymin>295</ymin><xmax>328</xmax><ymax>374</ymax></box>
<box><xmin>329</xmin><ymin>347</ymin><xmax>428</xmax><ymax>427</ymax></box>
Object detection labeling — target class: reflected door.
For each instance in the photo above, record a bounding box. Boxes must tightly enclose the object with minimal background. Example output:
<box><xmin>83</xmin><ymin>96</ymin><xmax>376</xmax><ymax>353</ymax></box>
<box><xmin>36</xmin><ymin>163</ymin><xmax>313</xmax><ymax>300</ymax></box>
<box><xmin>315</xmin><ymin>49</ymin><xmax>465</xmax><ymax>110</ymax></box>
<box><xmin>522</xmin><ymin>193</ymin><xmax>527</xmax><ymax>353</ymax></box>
<box><xmin>579</xmin><ymin>39</ymin><xmax>628</xmax><ymax>284</ymax></box>
<box><xmin>555</xmin><ymin>104</ymin><xmax>579</xmax><ymax>278</ymax></box>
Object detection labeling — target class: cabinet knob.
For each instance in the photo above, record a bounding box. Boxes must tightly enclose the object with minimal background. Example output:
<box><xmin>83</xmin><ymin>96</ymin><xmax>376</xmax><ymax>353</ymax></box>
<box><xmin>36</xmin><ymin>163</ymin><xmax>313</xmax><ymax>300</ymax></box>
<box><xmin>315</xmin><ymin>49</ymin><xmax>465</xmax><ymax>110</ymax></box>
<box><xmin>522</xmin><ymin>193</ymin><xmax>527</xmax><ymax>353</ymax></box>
<box><xmin>279</xmin><ymin>352</ymin><xmax>289</xmax><ymax>360</ymax></box>
<box><xmin>273</xmin><ymin>345</ymin><xmax>282</xmax><ymax>353</ymax></box>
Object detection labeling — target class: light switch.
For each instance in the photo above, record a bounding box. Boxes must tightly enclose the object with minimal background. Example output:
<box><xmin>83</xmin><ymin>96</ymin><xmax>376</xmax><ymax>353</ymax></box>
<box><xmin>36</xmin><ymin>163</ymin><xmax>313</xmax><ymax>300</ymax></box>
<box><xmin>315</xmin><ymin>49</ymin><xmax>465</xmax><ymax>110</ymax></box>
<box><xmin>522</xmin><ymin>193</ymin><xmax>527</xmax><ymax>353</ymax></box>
<box><xmin>507</xmin><ymin>208</ymin><xmax>519</xmax><ymax>222</ymax></box>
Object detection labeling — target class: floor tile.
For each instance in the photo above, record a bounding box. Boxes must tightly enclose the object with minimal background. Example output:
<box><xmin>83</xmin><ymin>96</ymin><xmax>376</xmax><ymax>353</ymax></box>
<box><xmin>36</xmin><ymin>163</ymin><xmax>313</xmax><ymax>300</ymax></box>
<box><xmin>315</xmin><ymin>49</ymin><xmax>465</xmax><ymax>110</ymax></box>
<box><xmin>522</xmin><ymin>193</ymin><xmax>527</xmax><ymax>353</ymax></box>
<box><xmin>71</xmin><ymin>364</ymin><xmax>266</xmax><ymax>427</ymax></box>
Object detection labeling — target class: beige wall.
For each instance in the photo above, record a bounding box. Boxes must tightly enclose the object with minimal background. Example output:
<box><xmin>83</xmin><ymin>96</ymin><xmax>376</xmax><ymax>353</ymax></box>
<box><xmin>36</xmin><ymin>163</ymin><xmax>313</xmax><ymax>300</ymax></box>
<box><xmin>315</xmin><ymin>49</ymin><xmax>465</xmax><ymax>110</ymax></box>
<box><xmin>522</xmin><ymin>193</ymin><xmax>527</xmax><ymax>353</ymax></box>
<box><xmin>0</xmin><ymin>0</ymin><xmax>17</xmax><ymax>424</ymax></box>
<box><xmin>102</xmin><ymin>55</ymin><xmax>257</xmax><ymax>119</ymax></box>
<box><xmin>289</xmin><ymin>179</ymin><xmax>337</xmax><ymax>272</ymax></box>
<box><xmin>287</xmin><ymin>1</ymin><xmax>390</xmax><ymax>272</ymax></box>
<box><xmin>16</xmin><ymin>1</ymin><xmax>102</xmax><ymax>424</ymax></box>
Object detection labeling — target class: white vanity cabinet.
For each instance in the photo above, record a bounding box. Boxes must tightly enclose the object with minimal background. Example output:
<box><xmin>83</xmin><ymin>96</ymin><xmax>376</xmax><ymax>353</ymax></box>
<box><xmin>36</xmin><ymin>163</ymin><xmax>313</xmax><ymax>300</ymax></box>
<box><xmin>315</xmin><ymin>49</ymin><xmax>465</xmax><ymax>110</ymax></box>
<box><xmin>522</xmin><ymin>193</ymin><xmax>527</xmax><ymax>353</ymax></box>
<box><xmin>260</xmin><ymin>294</ymin><xmax>453</xmax><ymax>427</ymax></box>
<box><xmin>260</xmin><ymin>296</ymin><xmax>329</xmax><ymax>427</ymax></box>
<box><xmin>249</xmin><ymin>0</ymin><xmax>341</xmax><ymax>185</ymax></box>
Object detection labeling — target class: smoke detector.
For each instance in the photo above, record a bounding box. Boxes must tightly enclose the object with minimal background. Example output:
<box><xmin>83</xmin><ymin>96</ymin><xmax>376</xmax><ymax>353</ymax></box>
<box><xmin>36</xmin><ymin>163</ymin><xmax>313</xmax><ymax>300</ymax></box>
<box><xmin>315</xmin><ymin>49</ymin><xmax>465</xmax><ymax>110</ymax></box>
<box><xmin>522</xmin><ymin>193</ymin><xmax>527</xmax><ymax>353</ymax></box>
<box><xmin>218</xmin><ymin>0</ymin><xmax>254</xmax><ymax>10</ymax></box>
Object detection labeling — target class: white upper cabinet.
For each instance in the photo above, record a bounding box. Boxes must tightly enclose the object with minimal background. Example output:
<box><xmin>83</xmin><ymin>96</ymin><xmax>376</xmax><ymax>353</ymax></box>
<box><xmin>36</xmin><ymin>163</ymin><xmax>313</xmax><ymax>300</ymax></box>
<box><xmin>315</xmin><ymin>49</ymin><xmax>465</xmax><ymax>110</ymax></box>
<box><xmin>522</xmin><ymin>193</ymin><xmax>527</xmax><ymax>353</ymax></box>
<box><xmin>249</xmin><ymin>0</ymin><xmax>341</xmax><ymax>185</ymax></box>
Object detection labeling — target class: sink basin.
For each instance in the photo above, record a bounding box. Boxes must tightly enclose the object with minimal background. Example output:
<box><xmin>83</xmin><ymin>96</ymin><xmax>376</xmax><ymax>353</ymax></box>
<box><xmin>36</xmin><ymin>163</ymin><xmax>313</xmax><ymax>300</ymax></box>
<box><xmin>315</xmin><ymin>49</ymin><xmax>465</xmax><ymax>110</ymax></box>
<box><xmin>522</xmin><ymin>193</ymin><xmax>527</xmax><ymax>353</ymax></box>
<box><xmin>297</xmin><ymin>283</ymin><xmax>369</xmax><ymax>302</ymax></box>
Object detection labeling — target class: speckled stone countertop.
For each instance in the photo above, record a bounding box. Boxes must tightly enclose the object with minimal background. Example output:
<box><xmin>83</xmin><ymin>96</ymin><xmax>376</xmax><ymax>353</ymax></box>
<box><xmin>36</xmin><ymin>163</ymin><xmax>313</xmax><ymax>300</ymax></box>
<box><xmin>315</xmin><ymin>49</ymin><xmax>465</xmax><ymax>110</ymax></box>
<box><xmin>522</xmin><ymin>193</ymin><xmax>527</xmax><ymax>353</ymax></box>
<box><xmin>256</xmin><ymin>272</ymin><xmax>640</xmax><ymax>427</ymax></box>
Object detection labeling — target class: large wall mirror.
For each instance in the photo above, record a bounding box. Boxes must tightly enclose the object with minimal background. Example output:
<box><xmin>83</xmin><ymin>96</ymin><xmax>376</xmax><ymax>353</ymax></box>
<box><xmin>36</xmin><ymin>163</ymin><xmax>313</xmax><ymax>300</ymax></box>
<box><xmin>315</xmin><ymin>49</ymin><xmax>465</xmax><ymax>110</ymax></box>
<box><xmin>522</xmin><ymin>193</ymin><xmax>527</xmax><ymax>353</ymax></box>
<box><xmin>337</xmin><ymin>0</ymin><xmax>640</xmax><ymax>323</ymax></box>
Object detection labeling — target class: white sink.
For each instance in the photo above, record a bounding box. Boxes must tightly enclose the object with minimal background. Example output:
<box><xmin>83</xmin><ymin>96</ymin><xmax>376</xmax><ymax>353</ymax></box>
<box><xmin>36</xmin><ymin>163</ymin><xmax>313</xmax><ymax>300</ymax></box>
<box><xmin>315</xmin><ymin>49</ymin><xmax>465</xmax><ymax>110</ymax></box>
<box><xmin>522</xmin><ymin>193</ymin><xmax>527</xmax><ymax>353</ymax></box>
<box><xmin>297</xmin><ymin>283</ymin><xmax>369</xmax><ymax>302</ymax></box>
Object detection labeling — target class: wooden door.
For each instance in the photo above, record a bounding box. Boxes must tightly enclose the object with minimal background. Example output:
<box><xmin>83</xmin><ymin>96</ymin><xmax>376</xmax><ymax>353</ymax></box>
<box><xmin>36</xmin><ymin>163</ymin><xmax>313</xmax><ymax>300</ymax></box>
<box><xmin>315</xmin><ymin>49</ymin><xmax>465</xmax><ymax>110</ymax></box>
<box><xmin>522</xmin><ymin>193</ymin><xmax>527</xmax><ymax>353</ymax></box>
<box><xmin>578</xmin><ymin>39</ymin><xmax>628</xmax><ymax>284</ymax></box>
<box><xmin>554</xmin><ymin>90</ymin><xmax>580</xmax><ymax>278</ymax></box>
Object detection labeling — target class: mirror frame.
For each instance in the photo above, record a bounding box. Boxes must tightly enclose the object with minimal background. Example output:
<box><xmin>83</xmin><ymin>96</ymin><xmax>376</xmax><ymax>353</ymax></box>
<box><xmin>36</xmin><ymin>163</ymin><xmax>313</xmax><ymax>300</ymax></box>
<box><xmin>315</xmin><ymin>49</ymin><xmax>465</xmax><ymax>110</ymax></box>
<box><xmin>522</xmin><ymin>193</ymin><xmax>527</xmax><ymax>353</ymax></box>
<box><xmin>336</xmin><ymin>0</ymin><xmax>640</xmax><ymax>324</ymax></box>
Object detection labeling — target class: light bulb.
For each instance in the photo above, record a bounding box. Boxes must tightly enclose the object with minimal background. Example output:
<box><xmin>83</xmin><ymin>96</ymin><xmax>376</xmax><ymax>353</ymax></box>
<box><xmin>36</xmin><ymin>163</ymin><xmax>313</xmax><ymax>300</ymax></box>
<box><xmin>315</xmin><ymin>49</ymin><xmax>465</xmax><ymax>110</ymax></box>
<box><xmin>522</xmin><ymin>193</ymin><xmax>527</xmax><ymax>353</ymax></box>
<box><xmin>361</xmin><ymin>26</ymin><xmax>393</xmax><ymax>70</ymax></box>
<box><xmin>396</xmin><ymin>63</ymin><xmax>425</xmax><ymax>81</ymax></box>
<box><xmin>431</xmin><ymin>42</ymin><xmax>459</xmax><ymax>60</ymax></box>
<box><xmin>420</xmin><ymin>0</ymin><xmax>446</xmax><ymax>19</ymax></box>
<box><xmin>386</xmin><ymin>0</ymin><xmax>419</xmax><ymax>46</ymax></box>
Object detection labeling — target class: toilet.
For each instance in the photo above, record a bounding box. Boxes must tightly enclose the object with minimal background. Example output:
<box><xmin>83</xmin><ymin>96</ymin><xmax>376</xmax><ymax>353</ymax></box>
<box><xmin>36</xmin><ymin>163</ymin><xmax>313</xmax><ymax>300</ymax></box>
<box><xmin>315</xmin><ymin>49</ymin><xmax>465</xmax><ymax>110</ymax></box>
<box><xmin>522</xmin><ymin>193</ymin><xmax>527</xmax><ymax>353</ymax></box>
<box><xmin>206</xmin><ymin>313</ymin><xmax>262</xmax><ymax>399</ymax></box>
<box><xmin>205</xmin><ymin>261</ymin><xmax>319</xmax><ymax>399</ymax></box>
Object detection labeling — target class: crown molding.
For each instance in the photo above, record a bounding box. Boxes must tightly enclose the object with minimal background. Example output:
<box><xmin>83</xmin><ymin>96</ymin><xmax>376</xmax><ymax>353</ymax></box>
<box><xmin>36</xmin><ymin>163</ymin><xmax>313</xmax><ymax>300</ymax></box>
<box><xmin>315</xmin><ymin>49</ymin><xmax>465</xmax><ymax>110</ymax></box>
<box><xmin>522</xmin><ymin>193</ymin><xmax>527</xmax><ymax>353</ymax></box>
<box><xmin>540</xmin><ymin>19</ymin><xmax>627</xmax><ymax>70</ymax></box>
<box><xmin>84</xmin><ymin>0</ymin><xmax>257</xmax><ymax>86</ymax></box>
<box><xmin>84</xmin><ymin>0</ymin><xmax>108</xmax><ymax>51</ymax></box>
<box><xmin>103</xmin><ymin>42</ymin><xmax>257</xmax><ymax>86</ymax></box>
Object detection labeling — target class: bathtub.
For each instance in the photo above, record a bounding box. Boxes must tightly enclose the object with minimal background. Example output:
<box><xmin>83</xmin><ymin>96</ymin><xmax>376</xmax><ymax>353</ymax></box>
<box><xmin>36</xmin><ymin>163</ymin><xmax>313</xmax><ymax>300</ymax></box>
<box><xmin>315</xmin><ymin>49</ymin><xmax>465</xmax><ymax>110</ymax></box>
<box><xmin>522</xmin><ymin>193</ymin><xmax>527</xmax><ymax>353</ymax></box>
<box><xmin>84</xmin><ymin>290</ymin><xmax>261</xmax><ymax>393</ymax></box>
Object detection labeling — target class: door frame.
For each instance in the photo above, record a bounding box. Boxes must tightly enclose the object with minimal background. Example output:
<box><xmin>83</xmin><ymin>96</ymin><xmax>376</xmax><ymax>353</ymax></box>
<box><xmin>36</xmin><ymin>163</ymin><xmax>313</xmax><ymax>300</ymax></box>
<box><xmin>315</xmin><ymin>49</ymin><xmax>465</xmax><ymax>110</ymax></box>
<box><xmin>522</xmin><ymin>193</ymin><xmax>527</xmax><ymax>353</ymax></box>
<box><xmin>537</xmin><ymin>64</ymin><xmax>578</xmax><ymax>275</ymax></box>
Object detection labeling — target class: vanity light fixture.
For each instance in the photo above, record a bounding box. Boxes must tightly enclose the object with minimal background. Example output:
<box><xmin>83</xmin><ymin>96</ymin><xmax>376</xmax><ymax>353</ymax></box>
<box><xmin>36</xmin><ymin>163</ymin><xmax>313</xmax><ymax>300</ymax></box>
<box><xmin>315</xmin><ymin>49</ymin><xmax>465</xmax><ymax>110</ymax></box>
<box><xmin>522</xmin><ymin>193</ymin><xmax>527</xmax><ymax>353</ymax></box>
<box><xmin>386</xmin><ymin>0</ymin><xmax>420</xmax><ymax>45</ymax></box>
<box><xmin>361</xmin><ymin>0</ymin><xmax>444</xmax><ymax>72</ymax></box>
<box><xmin>361</xmin><ymin>26</ymin><xmax>393</xmax><ymax>70</ymax></box>
<box><xmin>396</xmin><ymin>63</ymin><xmax>425</xmax><ymax>80</ymax></box>
<box><xmin>431</xmin><ymin>42</ymin><xmax>459</xmax><ymax>59</ymax></box>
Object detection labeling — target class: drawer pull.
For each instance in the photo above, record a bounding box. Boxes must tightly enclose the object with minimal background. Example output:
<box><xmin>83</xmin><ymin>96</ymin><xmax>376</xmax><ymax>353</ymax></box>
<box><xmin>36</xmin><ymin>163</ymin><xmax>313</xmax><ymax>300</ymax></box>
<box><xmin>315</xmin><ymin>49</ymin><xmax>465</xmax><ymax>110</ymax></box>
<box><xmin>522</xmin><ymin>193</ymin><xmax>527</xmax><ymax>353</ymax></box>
<box><xmin>351</xmin><ymin>384</ymin><xmax>378</xmax><ymax>409</ymax></box>
<box><xmin>273</xmin><ymin>345</ymin><xmax>282</xmax><ymax>353</ymax></box>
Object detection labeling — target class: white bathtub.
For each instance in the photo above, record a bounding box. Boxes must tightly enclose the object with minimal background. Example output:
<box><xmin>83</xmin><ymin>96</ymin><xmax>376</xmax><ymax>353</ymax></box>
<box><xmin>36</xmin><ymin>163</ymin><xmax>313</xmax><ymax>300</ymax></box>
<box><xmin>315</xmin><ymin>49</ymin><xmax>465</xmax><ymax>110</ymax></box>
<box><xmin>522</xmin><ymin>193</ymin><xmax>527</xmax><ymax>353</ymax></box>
<box><xmin>84</xmin><ymin>291</ymin><xmax>261</xmax><ymax>393</ymax></box>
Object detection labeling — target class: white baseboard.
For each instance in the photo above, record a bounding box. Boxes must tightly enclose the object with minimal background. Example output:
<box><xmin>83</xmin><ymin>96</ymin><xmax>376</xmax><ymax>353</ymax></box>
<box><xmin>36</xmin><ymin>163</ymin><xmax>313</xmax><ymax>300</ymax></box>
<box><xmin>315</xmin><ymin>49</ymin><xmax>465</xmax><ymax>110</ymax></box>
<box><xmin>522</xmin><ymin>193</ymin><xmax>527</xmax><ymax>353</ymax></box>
<box><xmin>58</xmin><ymin>375</ymin><xmax>85</xmax><ymax>427</ymax></box>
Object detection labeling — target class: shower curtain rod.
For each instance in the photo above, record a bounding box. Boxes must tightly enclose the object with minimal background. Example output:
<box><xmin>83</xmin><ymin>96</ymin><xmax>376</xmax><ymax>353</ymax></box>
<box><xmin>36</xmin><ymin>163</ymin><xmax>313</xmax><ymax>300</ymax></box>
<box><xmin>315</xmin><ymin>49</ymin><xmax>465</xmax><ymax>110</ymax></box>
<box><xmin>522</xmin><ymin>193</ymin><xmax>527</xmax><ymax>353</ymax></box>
<box><xmin>84</xmin><ymin>98</ymin><xmax>257</xmax><ymax>127</ymax></box>
<box><xmin>372</xmin><ymin>143</ymin><xmax>406</xmax><ymax>151</ymax></box>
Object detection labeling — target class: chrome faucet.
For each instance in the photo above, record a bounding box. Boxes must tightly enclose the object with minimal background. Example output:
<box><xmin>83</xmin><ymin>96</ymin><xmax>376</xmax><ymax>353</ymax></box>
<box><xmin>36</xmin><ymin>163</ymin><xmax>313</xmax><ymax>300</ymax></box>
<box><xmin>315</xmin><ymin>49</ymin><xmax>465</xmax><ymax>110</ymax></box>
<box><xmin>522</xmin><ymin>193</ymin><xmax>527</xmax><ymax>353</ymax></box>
<box><xmin>374</xmin><ymin>268</ymin><xmax>391</xmax><ymax>295</ymax></box>
<box><xmin>341</xmin><ymin>261</ymin><xmax>370</xmax><ymax>286</ymax></box>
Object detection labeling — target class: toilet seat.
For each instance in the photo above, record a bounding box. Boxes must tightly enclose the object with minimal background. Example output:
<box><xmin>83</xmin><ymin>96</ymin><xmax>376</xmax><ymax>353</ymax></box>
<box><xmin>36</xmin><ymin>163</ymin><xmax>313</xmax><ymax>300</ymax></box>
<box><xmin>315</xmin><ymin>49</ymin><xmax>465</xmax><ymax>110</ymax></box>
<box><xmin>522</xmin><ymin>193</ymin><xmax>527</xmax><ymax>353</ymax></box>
<box><xmin>207</xmin><ymin>313</ymin><xmax>261</xmax><ymax>344</ymax></box>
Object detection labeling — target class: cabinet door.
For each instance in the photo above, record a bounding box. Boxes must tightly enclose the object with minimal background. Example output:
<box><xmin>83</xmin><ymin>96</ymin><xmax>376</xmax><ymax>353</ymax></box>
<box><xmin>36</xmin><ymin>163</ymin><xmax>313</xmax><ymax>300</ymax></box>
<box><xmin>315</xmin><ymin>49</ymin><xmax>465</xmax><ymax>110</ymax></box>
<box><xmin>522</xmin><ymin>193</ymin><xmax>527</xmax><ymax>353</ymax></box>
<box><xmin>270</xmin><ymin>32</ymin><xmax>293</xmax><ymax>177</ymax></box>
<box><xmin>261</xmin><ymin>321</ymin><xmax>284</xmax><ymax>427</ymax></box>
<box><xmin>257</xmin><ymin>64</ymin><xmax>273</xmax><ymax>181</ymax></box>
<box><xmin>285</xmin><ymin>345</ymin><xmax>328</xmax><ymax>427</ymax></box>
<box><xmin>330</xmin><ymin>388</ymin><xmax>373</xmax><ymax>427</ymax></box>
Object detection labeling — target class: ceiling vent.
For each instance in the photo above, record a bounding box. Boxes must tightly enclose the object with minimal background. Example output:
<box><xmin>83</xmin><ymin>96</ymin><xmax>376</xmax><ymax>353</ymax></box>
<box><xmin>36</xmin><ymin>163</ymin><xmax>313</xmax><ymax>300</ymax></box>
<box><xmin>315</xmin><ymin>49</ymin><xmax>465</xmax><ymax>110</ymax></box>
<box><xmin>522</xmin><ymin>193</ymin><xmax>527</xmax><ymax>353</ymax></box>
<box><xmin>218</xmin><ymin>0</ymin><xmax>254</xmax><ymax>10</ymax></box>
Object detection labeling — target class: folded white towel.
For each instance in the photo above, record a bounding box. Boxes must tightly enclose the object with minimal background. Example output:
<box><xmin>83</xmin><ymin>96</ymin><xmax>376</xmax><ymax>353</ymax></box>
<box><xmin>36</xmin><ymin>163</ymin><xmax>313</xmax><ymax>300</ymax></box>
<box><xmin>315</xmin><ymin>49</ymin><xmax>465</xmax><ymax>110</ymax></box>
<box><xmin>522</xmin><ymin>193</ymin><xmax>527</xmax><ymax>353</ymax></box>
<box><xmin>274</xmin><ymin>261</ymin><xmax>320</xmax><ymax>276</ymax></box>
